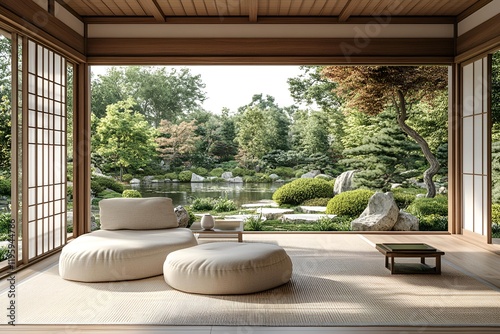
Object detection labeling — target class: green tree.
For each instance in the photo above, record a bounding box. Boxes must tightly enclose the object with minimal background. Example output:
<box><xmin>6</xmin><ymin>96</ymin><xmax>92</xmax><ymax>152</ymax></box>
<box><xmin>0</xmin><ymin>35</ymin><xmax>11</xmax><ymax>171</ymax></box>
<box><xmin>235</xmin><ymin>106</ymin><xmax>269</xmax><ymax>166</ymax></box>
<box><xmin>91</xmin><ymin>66</ymin><xmax>207</xmax><ymax>125</ymax></box>
<box><xmin>342</xmin><ymin>110</ymin><xmax>423</xmax><ymax>190</ymax></box>
<box><xmin>92</xmin><ymin>98</ymin><xmax>157</xmax><ymax>180</ymax></box>
<box><xmin>322</xmin><ymin>66</ymin><xmax>448</xmax><ymax>197</ymax></box>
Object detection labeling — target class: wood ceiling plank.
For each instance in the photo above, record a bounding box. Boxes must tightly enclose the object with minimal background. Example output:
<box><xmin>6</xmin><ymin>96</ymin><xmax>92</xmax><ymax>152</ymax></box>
<box><xmin>279</xmin><ymin>0</ymin><xmax>292</xmax><ymax>16</ymax></box>
<box><xmin>338</xmin><ymin>0</ymin><xmax>356</xmax><ymax>21</ymax></box>
<box><xmin>213</xmin><ymin>0</ymin><xmax>229</xmax><ymax>16</ymax></box>
<box><xmin>266</xmin><ymin>0</ymin><xmax>280</xmax><ymax>16</ymax></box>
<box><xmin>140</xmin><ymin>0</ymin><xmax>165</xmax><ymax>21</ymax></box>
<box><xmin>203</xmin><ymin>0</ymin><xmax>219</xmax><ymax>16</ymax></box>
<box><xmin>156</xmin><ymin>0</ymin><xmax>175</xmax><ymax>16</ymax></box>
<box><xmin>288</xmin><ymin>0</ymin><xmax>304</xmax><ymax>16</ymax></box>
<box><xmin>179</xmin><ymin>0</ymin><xmax>196</xmax><ymax>16</ymax></box>
<box><xmin>391</xmin><ymin>0</ymin><xmax>420</xmax><ymax>16</ymax></box>
<box><xmin>122</xmin><ymin>0</ymin><xmax>146</xmax><ymax>16</ymax></box>
<box><xmin>308</xmin><ymin>0</ymin><xmax>330</xmax><ymax>16</ymax></box>
<box><xmin>81</xmin><ymin>0</ymin><xmax>107</xmax><ymax>15</ymax></box>
<box><xmin>248</xmin><ymin>0</ymin><xmax>258</xmax><ymax>22</ymax></box>
<box><xmin>321</xmin><ymin>0</ymin><xmax>348</xmax><ymax>16</ymax></box>
<box><xmin>409</xmin><ymin>0</ymin><xmax>438</xmax><ymax>16</ymax></box>
<box><xmin>167</xmin><ymin>0</ymin><xmax>187</xmax><ymax>15</ymax></box>
<box><xmin>458</xmin><ymin>0</ymin><xmax>493</xmax><ymax>21</ymax></box>
<box><xmin>192</xmin><ymin>0</ymin><xmax>209</xmax><ymax>16</ymax></box>
<box><xmin>226</xmin><ymin>0</ymin><xmax>242</xmax><ymax>15</ymax></box>
<box><xmin>108</xmin><ymin>0</ymin><xmax>126</xmax><ymax>15</ymax></box>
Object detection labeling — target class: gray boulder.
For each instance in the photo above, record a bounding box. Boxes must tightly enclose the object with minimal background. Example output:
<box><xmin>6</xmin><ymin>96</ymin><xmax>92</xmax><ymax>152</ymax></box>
<box><xmin>351</xmin><ymin>192</ymin><xmax>399</xmax><ymax>231</ymax></box>
<box><xmin>191</xmin><ymin>173</ymin><xmax>205</xmax><ymax>182</ymax></box>
<box><xmin>221</xmin><ymin>172</ymin><xmax>233</xmax><ymax>179</ymax></box>
<box><xmin>301</xmin><ymin>170</ymin><xmax>321</xmax><ymax>178</ymax></box>
<box><xmin>129</xmin><ymin>178</ymin><xmax>141</xmax><ymax>184</ymax></box>
<box><xmin>334</xmin><ymin>170</ymin><xmax>356</xmax><ymax>195</ymax></box>
<box><xmin>143</xmin><ymin>176</ymin><xmax>154</xmax><ymax>183</ymax></box>
<box><xmin>174</xmin><ymin>206</ymin><xmax>190</xmax><ymax>228</ymax></box>
<box><xmin>393</xmin><ymin>210</ymin><xmax>419</xmax><ymax>231</ymax></box>
<box><xmin>269</xmin><ymin>173</ymin><xmax>280</xmax><ymax>180</ymax></box>
<box><xmin>228</xmin><ymin>176</ymin><xmax>244</xmax><ymax>183</ymax></box>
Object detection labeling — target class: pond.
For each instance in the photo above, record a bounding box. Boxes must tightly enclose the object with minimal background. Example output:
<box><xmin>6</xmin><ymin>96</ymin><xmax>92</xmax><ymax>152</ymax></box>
<box><xmin>128</xmin><ymin>182</ymin><xmax>282</xmax><ymax>207</ymax></box>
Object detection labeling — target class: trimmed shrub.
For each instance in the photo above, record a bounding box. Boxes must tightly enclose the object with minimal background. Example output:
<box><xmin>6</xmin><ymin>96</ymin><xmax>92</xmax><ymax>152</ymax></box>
<box><xmin>269</xmin><ymin>167</ymin><xmax>295</xmax><ymax>178</ymax></box>
<box><xmin>122</xmin><ymin>174</ymin><xmax>133</xmax><ymax>183</ymax></box>
<box><xmin>418</xmin><ymin>214</ymin><xmax>448</xmax><ymax>231</ymax></box>
<box><xmin>315</xmin><ymin>174</ymin><xmax>333</xmax><ymax>181</ymax></box>
<box><xmin>90</xmin><ymin>180</ymin><xmax>105</xmax><ymax>195</ymax></box>
<box><xmin>92</xmin><ymin>175</ymin><xmax>124</xmax><ymax>193</ymax></box>
<box><xmin>122</xmin><ymin>189</ymin><xmax>142</xmax><ymax>198</ymax></box>
<box><xmin>0</xmin><ymin>209</ymin><xmax>11</xmax><ymax>236</ymax></box>
<box><xmin>272</xmin><ymin>178</ymin><xmax>334</xmax><ymax>206</ymax></box>
<box><xmin>301</xmin><ymin>197</ymin><xmax>331</xmax><ymax>206</ymax></box>
<box><xmin>178</xmin><ymin>171</ymin><xmax>193</xmax><ymax>182</ymax></box>
<box><xmin>232</xmin><ymin>167</ymin><xmax>254</xmax><ymax>177</ymax></box>
<box><xmin>244</xmin><ymin>173</ymin><xmax>271</xmax><ymax>183</ymax></box>
<box><xmin>392</xmin><ymin>191</ymin><xmax>417</xmax><ymax>209</ymax></box>
<box><xmin>294</xmin><ymin>169</ymin><xmax>306</xmax><ymax>178</ymax></box>
<box><xmin>491</xmin><ymin>203</ymin><xmax>500</xmax><ymax>225</ymax></box>
<box><xmin>98</xmin><ymin>189</ymin><xmax>122</xmax><ymax>199</ymax></box>
<box><xmin>191</xmin><ymin>167</ymin><xmax>208</xmax><ymax>176</ymax></box>
<box><xmin>326</xmin><ymin>189</ymin><xmax>375</xmax><ymax>217</ymax></box>
<box><xmin>314</xmin><ymin>216</ymin><xmax>351</xmax><ymax>231</ymax></box>
<box><xmin>209</xmin><ymin>168</ymin><xmax>224</xmax><ymax>177</ymax></box>
<box><xmin>164</xmin><ymin>172</ymin><xmax>178</xmax><ymax>180</ymax></box>
<box><xmin>406</xmin><ymin>195</ymin><xmax>448</xmax><ymax>217</ymax></box>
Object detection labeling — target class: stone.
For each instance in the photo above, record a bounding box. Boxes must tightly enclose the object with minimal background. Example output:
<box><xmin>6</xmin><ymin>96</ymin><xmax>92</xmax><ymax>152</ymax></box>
<box><xmin>191</xmin><ymin>173</ymin><xmax>205</xmax><ymax>182</ymax></box>
<box><xmin>301</xmin><ymin>170</ymin><xmax>321</xmax><ymax>178</ymax></box>
<box><xmin>416</xmin><ymin>193</ymin><xmax>426</xmax><ymax>198</ymax></box>
<box><xmin>227</xmin><ymin>176</ymin><xmax>244</xmax><ymax>183</ymax></box>
<box><xmin>174</xmin><ymin>206</ymin><xmax>190</xmax><ymax>228</ymax></box>
<box><xmin>350</xmin><ymin>192</ymin><xmax>399</xmax><ymax>231</ymax></box>
<box><xmin>334</xmin><ymin>170</ymin><xmax>356</xmax><ymax>195</ymax></box>
<box><xmin>269</xmin><ymin>173</ymin><xmax>280</xmax><ymax>180</ymax></box>
<box><xmin>393</xmin><ymin>210</ymin><xmax>419</xmax><ymax>231</ymax></box>
<box><xmin>143</xmin><ymin>176</ymin><xmax>154</xmax><ymax>183</ymax></box>
<box><xmin>299</xmin><ymin>206</ymin><xmax>327</xmax><ymax>213</ymax></box>
<box><xmin>256</xmin><ymin>207</ymin><xmax>294</xmax><ymax>220</ymax></box>
<box><xmin>391</xmin><ymin>183</ymin><xmax>402</xmax><ymax>189</ymax></box>
<box><xmin>315</xmin><ymin>174</ymin><xmax>333</xmax><ymax>180</ymax></box>
<box><xmin>438</xmin><ymin>186</ymin><xmax>447</xmax><ymax>194</ymax></box>
<box><xmin>129</xmin><ymin>178</ymin><xmax>141</xmax><ymax>184</ymax></box>
<box><xmin>241</xmin><ymin>200</ymin><xmax>279</xmax><ymax>208</ymax></box>
<box><xmin>221</xmin><ymin>172</ymin><xmax>233</xmax><ymax>179</ymax></box>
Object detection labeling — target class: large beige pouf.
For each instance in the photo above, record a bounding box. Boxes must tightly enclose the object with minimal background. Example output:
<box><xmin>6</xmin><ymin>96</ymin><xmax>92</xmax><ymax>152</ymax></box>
<box><xmin>163</xmin><ymin>242</ymin><xmax>293</xmax><ymax>295</ymax></box>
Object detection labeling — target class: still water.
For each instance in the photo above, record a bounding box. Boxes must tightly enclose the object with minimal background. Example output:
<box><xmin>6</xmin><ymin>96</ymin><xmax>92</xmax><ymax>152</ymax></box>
<box><xmin>130</xmin><ymin>182</ymin><xmax>281</xmax><ymax>207</ymax></box>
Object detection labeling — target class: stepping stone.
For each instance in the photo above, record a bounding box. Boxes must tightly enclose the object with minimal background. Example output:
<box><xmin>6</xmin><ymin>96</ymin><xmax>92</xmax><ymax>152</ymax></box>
<box><xmin>281</xmin><ymin>214</ymin><xmax>337</xmax><ymax>224</ymax></box>
<box><xmin>256</xmin><ymin>208</ymin><xmax>294</xmax><ymax>220</ymax></box>
<box><xmin>241</xmin><ymin>200</ymin><xmax>279</xmax><ymax>208</ymax></box>
<box><xmin>299</xmin><ymin>206</ymin><xmax>327</xmax><ymax>213</ymax></box>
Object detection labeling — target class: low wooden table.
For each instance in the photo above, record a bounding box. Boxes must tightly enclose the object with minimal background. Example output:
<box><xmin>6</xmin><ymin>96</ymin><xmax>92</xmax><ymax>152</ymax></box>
<box><xmin>190</xmin><ymin>220</ymin><xmax>244</xmax><ymax>242</ymax></box>
<box><xmin>375</xmin><ymin>243</ymin><xmax>445</xmax><ymax>274</ymax></box>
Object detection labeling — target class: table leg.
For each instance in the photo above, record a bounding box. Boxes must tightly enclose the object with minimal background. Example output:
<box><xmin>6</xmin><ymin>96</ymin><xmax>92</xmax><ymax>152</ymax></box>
<box><xmin>421</xmin><ymin>257</ymin><xmax>426</xmax><ymax>265</ymax></box>
<box><xmin>238</xmin><ymin>232</ymin><xmax>242</xmax><ymax>243</ymax></box>
<box><xmin>436</xmin><ymin>255</ymin><xmax>441</xmax><ymax>274</ymax></box>
<box><xmin>390</xmin><ymin>256</ymin><xmax>395</xmax><ymax>274</ymax></box>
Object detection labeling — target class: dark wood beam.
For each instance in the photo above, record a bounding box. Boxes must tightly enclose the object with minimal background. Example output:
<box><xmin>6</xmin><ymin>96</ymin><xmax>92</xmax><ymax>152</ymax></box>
<box><xmin>338</xmin><ymin>0</ymin><xmax>356</xmax><ymax>22</ymax></box>
<box><xmin>457</xmin><ymin>0</ymin><xmax>493</xmax><ymax>22</ymax></box>
<box><xmin>48</xmin><ymin>0</ymin><xmax>55</xmax><ymax>15</ymax></box>
<box><xmin>249</xmin><ymin>0</ymin><xmax>258</xmax><ymax>23</ymax></box>
<box><xmin>142</xmin><ymin>0</ymin><xmax>165</xmax><ymax>22</ymax></box>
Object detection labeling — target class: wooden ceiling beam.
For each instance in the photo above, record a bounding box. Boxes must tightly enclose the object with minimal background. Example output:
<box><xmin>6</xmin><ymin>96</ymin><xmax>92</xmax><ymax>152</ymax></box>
<box><xmin>142</xmin><ymin>0</ymin><xmax>165</xmax><ymax>22</ymax></box>
<box><xmin>249</xmin><ymin>0</ymin><xmax>258</xmax><ymax>22</ymax></box>
<box><xmin>338</xmin><ymin>0</ymin><xmax>356</xmax><ymax>22</ymax></box>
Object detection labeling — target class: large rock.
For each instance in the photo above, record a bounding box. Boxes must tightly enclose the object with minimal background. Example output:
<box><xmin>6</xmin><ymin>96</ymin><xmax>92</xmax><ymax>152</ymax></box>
<box><xmin>191</xmin><ymin>173</ymin><xmax>205</xmax><ymax>182</ymax></box>
<box><xmin>393</xmin><ymin>210</ymin><xmax>419</xmax><ymax>231</ymax></box>
<box><xmin>334</xmin><ymin>170</ymin><xmax>356</xmax><ymax>195</ymax></box>
<box><xmin>351</xmin><ymin>192</ymin><xmax>399</xmax><ymax>231</ymax></box>
<box><xmin>256</xmin><ymin>207</ymin><xmax>294</xmax><ymax>220</ymax></box>
<box><xmin>221</xmin><ymin>171</ymin><xmax>233</xmax><ymax>179</ymax></box>
<box><xmin>269</xmin><ymin>173</ymin><xmax>280</xmax><ymax>180</ymax></box>
<box><xmin>174</xmin><ymin>206</ymin><xmax>190</xmax><ymax>228</ymax></box>
<box><xmin>301</xmin><ymin>170</ymin><xmax>321</xmax><ymax>178</ymax></box>
<box><xmin>129</xmin><ymin>178</ymin><xmax>141</xmax><ymax>184</ymax></box>
<box><xmin>227</xmin><ymin>176</ymin><xmax>243</xmax><ymax>183</ymax></box>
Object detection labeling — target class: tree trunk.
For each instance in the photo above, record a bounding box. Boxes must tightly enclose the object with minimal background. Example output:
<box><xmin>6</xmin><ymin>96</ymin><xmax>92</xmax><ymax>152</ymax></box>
<box><xmin>394</xmin><ymin>91</ymin><xmax>440</xmax><ymax>198</ymax></box>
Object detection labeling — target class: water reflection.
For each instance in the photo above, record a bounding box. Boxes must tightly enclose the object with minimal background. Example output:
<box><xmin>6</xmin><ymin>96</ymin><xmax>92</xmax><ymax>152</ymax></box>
<box><xmin>132</xmin><ymin>182</ymin><xmax>281</xmax><ymax>207</ymax></box>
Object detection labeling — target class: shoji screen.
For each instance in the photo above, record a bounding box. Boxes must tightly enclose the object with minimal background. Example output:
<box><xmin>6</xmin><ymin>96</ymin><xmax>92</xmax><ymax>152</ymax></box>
<box><xmin>25</xmin><ymin>40</ymin><xmax>67</xmax><ymax>259</ymax></box>
<box><xmin>462</xmin><ymin>56</ymin><xmax>490</xmax><ymax>241</ymax></box>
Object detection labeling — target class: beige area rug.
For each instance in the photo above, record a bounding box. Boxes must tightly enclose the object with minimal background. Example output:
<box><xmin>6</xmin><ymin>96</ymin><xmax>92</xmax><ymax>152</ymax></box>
<box><xmin>3</xmin><ymin>234</ymin><xmax>500</xmax><ymax>326</ymax></box>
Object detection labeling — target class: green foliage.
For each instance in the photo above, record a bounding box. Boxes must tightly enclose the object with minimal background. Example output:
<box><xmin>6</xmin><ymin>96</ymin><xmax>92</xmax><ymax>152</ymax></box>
<box><xmin>315</xmin><ymin>174</ymin><xmax>333</xmax><ymax>181</ymax></box>
<box><xmin>491</xmin><ymin>203</ymin><xmax>500</xmax><ymax>225</ymax></box>
<box><xmin>0</xmin><ymin>209</ymin><xmax>12</xmax><ymax>237</ymax></box>
<box><xmin>212</xmin><ymin>197</ymin><xmax>237</xmax><ymax>212</ymax></box>
<box><xmin>392</xmin><ymin>189</ymin><xmax>417</xmax><ymax>209</ymax></box>
<box><xmin>91</xmin><ymin>175</ymin><xmax>124</xmax><ymax>194</ymax></box>
<box><xmin>244</xmin><ymin>214</ymin><xmax>264</xmax><ymax>231</ymax></box>
<box><xmin>301</xmin><ymin>197</ymin><xmax>331</xmax><ymax>206</ymax></box>
<box><xmin>406</xmin><ymin>195</ymin><xmax>448</xmax><ymax>217</ymax></box>
<box><xmin>97</xmin><ymin>190</ymin><xmax>122</xmax><ymax>200</ymax></box>
<box><xmin>92</xmin><ymin>98</ymin><xmax>157</xmax><ymax>176</ymax></box>
<box><xmin>232</xmin><ymin>167</ymin><xmax>254</xmax><ymax>177</ymax></box>
<box><xmin>178</xmin><ymin>170</ymin><xmax>192</xmax><ymax>182</ymax></box>
<box><xmin>122</xmin><ymin>174</ymin><xmax>133</xmax><ymax>183</ymax></box>
<box><xmin>244</xmin><ymin>173</ymin><xmax>272</xmax><ymax>183</ymax></box>
<box><xmin>268</xmin><ymin>166</ymin><xmax>295</xmax><ymax>178</ymax></box>
<box><xmin>272</xmin><ymin>178</ymin><xmax>334</xmax><ymax>206</ymax></box>
<box><xmin>67</xmin><ymin>185</ymin><xmax>73</xmax><ymax>200</ymax></box>
<box><xmin>164</xmin><ymin>172</ymin><xmax>178</xmax><ymax>180</ymax></box>
<box><xmin>0</xmin><ymin>177</ymin><xmax>10</xmax><ymax>196</ymax></box>
<box><xmin>0</xmin><ymin>246</ymin><xmax>10</xmax><ymax>262</ymax></box>
<box><xmin>209</xmin><ymin>168</ymin><xmax>224</xmax><ymax>177</ymax></box>
<box><xmin>185</xmin><ymin>207</ymin><xmax>197</xmax><ymax>227</ymax></box>
<box><xmin>191</xmin><ymin>167</ymin><xmax>208</xmax><ymax>176</ymax></box>
<box><xmin>190</xmin><ymin>197</ymin><xmax>214</xmax><ymax>211</ymax></box>
<box><xmin>122</xmin><ymin>189</ymin><xmax>142</xmax><ymax>198</ymax></box>
<box><xmin>315</xmin><ymin>216</ymin><xmax>351</xmax><ymax>231</ymax></box>
<box><xmin>418</xmin><ymin>214</ymin><xmax>448</xmax><ymax>231</ymax></box>
<box><xmin>66</xmin><ymin>163</ymin><xmax>73</xmax><ymax>182</ymax></box>
<box><xmin>326</xmin><ymin>189</ymin><xmax>374</xmax><ymax>217</ymax></box>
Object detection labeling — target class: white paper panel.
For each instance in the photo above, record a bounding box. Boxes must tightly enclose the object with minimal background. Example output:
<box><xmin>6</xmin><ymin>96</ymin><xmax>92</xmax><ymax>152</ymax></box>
<box><xmin>462</xmin><ymin>116</ymin><xmax>474</xmax><ymax>173</ymax></box>
<box><xmin>463</xmin><ymin>174</ymin><xmax>474</xmax><ymax>231</ymax></box>
<box><xmin>462</xmin><ymin>63</ymin><xmax>474</xmax><ymax>117</ymax></box>
<box><xmin>474</xmin><ymin>175</ymin><xmax>483</xmax><ymax>234</ymax></box>
<box><xmin>474</xmin><ymin>59</ymin><xmax>483</xmax><ymax>115</ymax></box>
<box><xmin>474</xmin><ymin>114</ymin><xmax>483</xmax><ymax>174</ymax></box>
<box><xmin>29</xmin><ymin>223</ymin><xmax>36</xmax><ymax>259</ymax></box>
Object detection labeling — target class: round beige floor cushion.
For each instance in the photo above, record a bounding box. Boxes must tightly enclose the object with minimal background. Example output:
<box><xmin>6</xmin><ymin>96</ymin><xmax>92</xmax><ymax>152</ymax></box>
<box><xmin>163</xmin><ymin>242</ymin><xmax>293</xmax><ymax>295</ymax></box>
<box><xmin>59</xmin><ymin>228</ymin><xmax>197</xmax><ymax>282</ymax></box>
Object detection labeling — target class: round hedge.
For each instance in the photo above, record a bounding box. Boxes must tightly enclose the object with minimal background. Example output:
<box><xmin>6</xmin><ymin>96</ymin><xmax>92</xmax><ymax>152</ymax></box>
<box><xmin>122</xmin><ymin>189</ymin><xmax>142</xmax><ymax>198</ymax></box>
<box><xmin>326</xmin><ymin>189</ymin><xmax>374</xmax><ymax>217</ymax></box>
<box><xmin>272</xmin><ymin>178</ymin><xmax>333</xmax><ymax>206</ymax></box>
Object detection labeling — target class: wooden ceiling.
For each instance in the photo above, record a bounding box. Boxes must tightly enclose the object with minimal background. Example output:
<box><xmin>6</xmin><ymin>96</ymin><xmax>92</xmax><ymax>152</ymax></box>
<box><xmin>58</xmin><ymin>0</ymin><xmax>490</xmax><ymax>23</ymax></box>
